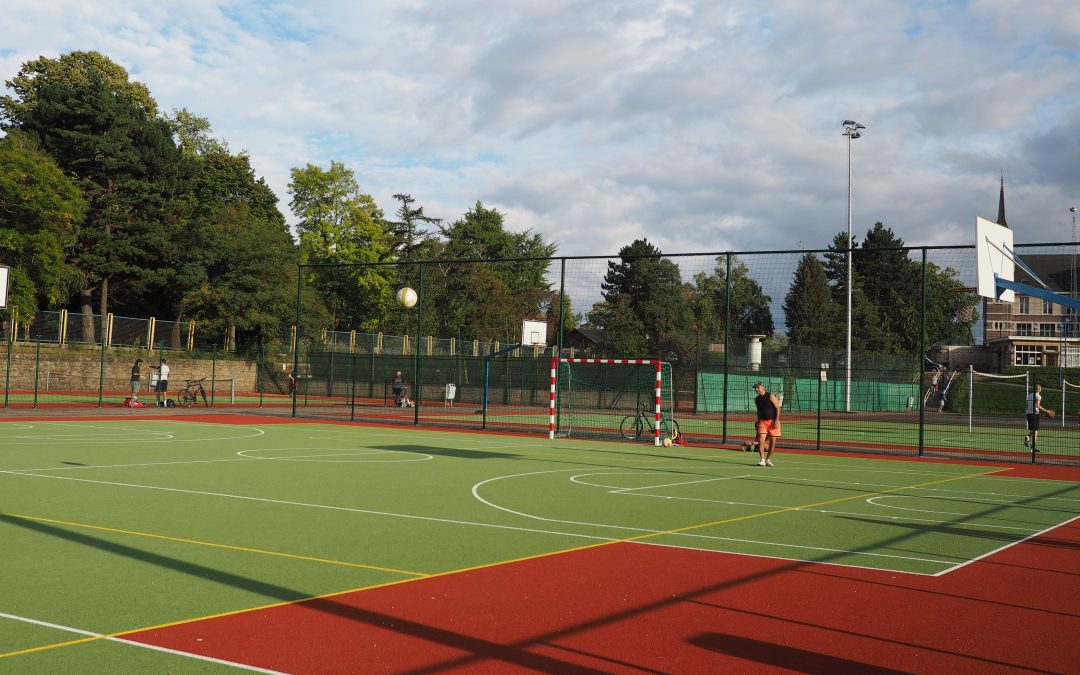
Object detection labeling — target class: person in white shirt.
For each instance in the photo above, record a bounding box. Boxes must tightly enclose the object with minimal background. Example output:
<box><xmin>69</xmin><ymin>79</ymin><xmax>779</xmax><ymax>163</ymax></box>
<box><xmin>153</xmin><ymin>358</ymin><xmax>172</xmax><ymax>407</ymax></box>
<box><xmin>1024</xmin><ymin>383</ymin><xmax>1055</xmax><ymax>452</ymax></box>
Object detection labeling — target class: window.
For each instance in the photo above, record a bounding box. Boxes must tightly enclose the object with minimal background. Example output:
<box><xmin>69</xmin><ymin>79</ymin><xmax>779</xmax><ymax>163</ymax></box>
<box><xmin>1018</xmin><ymin>296</ymin><xmax>1030</xmax><ymax>314</ymax></box>
<box><xmin>1015</xmin><ymin>323</ymin><xmax>1032</xmax><ymax>336</ymax></box>
<box><xmin>1014</xmin><ymin>344</ymin><xmax>1042</xmax><ymax>366</ymax></box>
<box><xmin>1040</xmin><ymin>323</ymin><xmax>1056</xmax><ymax>337</ymax></box>
<box><xmin>1043</xmin><ymin>299</ymin><xmax>1054</xmax><ymax>314</ymax></box>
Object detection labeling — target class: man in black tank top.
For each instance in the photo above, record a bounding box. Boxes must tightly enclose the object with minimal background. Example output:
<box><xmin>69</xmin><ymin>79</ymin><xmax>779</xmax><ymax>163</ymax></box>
<box><xmin>753</xmin><ymin>382</ymin><xmax>781</xmax><ymax>466</ymax></box>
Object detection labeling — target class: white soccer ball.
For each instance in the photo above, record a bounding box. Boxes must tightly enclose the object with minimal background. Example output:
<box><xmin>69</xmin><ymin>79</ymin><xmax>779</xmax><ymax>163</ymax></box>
<box><xmin>397</xmin><ymin>287</ymin><xmax>418</xmax><ymax>308</ymax></box>
<box><xmin>663</xmin><ymin>437</ymin><xmax>673</xmax><ymax>447</ymax></box>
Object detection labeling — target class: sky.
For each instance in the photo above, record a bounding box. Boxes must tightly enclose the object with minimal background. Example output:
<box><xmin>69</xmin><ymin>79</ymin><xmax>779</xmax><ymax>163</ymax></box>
<box><xmin>2</xmin><ymin>0</ymin><xmax>1079</xmax><ymax>261</ymax></box>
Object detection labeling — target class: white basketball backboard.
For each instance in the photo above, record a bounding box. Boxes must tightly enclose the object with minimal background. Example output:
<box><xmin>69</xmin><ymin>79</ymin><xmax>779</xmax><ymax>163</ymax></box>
<box><xmin>522</xmin><ymin>320</ymin><xmax>547</xmax><ymax>347</ymax></box>
<box><xmin>975</xmin><ymin>217</ymin><xmax>1014</xmax><ymax>302</ymax></box>
<box><xmin>0</xmin><ymin>266</ymin><xmax>8</xmax><ymax>309</ymax></box>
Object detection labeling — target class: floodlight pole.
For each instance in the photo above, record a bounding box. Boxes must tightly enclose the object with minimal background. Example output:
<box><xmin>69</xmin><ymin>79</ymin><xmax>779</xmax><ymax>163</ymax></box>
<box><xmin>842</xmin><ymin>120</ymin><xmax>864</xmax><ymax>413</ymax></box>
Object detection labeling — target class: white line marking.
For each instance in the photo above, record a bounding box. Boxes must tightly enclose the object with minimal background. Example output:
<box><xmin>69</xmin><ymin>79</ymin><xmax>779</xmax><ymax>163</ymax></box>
<box><xmin>0</xmin><ymin>612</ymin><xmax>285</xmax><ymax>673</ymax></box>
<box><xmin>932</xmin><ymin>513</ymin><xmax>1080</xmax><ymax>576</ymax></box>
<box><xmin>237</xmin><ymin>448</ymin><xmax>434</xmax><ymax>463</ymax></box>
<box><xmin>2</xmin><ymin>471</ymin><xmax>616</xmax><ymax>542</ymax></box>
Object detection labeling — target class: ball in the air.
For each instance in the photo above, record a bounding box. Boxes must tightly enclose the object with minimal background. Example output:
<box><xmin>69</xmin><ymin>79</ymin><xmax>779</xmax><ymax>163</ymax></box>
<box><xmin>397</xmin><ymin>287</ymin><xmax>418</xmax><ymax>308</ymax></box>
<box><xmin>663</xmin><ymin>437</ymin><xmax>673</xmax><ymax>447</ymax></box>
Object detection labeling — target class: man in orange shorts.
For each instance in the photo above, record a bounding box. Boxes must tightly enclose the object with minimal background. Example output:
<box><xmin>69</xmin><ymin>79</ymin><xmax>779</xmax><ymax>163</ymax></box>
<box><xmin>753</xmin><ymin>382</ymin><xmax>781</xmax><ymax>466</ymax></box>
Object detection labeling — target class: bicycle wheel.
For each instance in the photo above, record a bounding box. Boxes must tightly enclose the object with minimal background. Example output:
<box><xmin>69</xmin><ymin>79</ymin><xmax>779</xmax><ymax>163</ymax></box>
<box><xmin>659</xmin><ymin>418</ymin><xmax>681</xmax><ymax>440</ymax></box>
<box><xmin>619</xmin><ymin>414</ymin><xmax>644</xmax><ymax>440</ymax></box>
<box><xmin>177</xmin><ymin>392</ymin><xmax>193</xmax><ymax>407</ymax></box>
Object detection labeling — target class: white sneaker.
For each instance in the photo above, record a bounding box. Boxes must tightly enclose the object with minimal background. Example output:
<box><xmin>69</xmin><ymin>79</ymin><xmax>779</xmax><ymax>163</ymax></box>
<box><xmin>757</xmin><ymin>459</ymin><xmax>766</xmax><ymax>466</ymax></box>
<box><xmin>765</xmin><ymin>459</ymin><xmax>774</xmax><ymax>467</ymax></box>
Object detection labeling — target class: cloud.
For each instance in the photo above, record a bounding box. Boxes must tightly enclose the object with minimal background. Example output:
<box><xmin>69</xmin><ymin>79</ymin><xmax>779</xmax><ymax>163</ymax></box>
<box><xmin>2</xmin><ymin>0</ymin><xmax>1078</xmax><ymax>261</ymax></box>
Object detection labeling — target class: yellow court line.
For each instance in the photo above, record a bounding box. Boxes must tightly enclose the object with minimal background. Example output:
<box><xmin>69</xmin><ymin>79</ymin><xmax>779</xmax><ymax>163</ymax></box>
<box><xmin>0</xmin><ymin>511</ymin><xmax>426</xmax><ymax>577</ymax></box>
<box><xmin>0</xmin><ymin>468</ymin><xmax>996</xmax><ymax>661</ymax></box>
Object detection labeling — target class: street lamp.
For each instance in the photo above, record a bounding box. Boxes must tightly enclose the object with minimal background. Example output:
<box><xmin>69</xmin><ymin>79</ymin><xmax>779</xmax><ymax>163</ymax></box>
<box><xmin>842</xmin><ymin>120</ymin><xmax>865</xmax><ymax>413</ymax></box>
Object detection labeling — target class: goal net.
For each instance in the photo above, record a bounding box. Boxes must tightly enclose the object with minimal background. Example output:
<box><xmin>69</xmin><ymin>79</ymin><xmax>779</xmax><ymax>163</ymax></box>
<box><xmin>549</xmin><ymin>358</ymin><xmax>674</xmax><ymax>444</ymax></box>
<box><xmin>966</xmin><ymin>368</ymin><xmax>1029</xmax><ymax>433</ymax></box>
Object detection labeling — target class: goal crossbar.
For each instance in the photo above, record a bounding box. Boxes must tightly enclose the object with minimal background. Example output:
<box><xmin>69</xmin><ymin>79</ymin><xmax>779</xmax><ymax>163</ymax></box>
<box><xmin>550</xmin><ymin>358</ymin><xmax>666</xmax><ymax>445</ymax></box>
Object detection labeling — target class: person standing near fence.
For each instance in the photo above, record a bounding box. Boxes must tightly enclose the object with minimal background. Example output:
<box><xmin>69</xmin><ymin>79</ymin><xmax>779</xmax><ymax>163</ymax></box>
<box><xmin>753</xmin><ymin>382</ymin><xmax>781</xmax><ymax>466</ymax></box>
<box><xmin>129</xmin><ymin>358</ymin><xmax>143</xmax><ymax>404</ymax></box>
<box><xmin>153</xmin><ymin>358</ymin><xmax>171</xmax><ymax>407</ymax></box>
<box><xmin>1024</xmin><ymin>383</ymin><xmax>1055</xmax><ymax>452</ymax></box>
<box><xmin>392</xmin><ymin>371</ymin><xmax>404</xmax><ymax>406</ymax></box>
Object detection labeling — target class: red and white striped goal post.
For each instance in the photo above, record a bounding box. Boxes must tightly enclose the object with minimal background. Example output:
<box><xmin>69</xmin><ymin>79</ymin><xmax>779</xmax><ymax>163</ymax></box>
<box><xmin>549</xmin><ymin>358</ymin><xmax>665</xmax><ymax>445</ymax></box>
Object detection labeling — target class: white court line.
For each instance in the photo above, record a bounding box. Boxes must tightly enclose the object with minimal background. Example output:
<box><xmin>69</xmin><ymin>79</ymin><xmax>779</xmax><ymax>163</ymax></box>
<box><xmin>2</xmin><ymin>471</ymin><xmax>617</xmax><ymax>543</ymax></box>
<box><xmin>0</xmin><ymin>612</ymin><xmax>285</xmax><ymax>673</ymax></box>
<box><xmin>237</xmin><ymin>448</ymin><xmax>434</xmax><ymax>463</ymax></box>
<box><xmin>566</xmin><ymin>472</ymin><xmax>1041</xmax><ymax>534</ymax></box>
<box><xmin>738</xmin><ymin>474</ymin><xmax>1080</xmax><ymax>502</ymax></box>
<box><xmin>0</xmin><ymin>421</ymin><xmax>266</xmax><ymax>445</ymax></box>
<box><xmin>472</xmin><ymin>468</ymin><xmax>1058</xmax><ymax>569</ymax></box>
<box><xmin>932</xmin><ymin>513</ymin><xmax>1080</xmax><ymax>576</ymax></box>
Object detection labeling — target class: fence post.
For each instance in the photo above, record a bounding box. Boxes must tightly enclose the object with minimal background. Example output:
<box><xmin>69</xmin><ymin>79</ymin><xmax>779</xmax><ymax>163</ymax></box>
<box><xmin>33</xmin><ymin>338</ymin><xmax>41</xmax><ymax>408</ymax></box>
<box><xmin>257</xmin><ymin>344</ymin><xmax>265</xmax><ymax>409</ymax></box>
<box><xmin>98</xmin><ymin>327</ymin><xmax>107</xmax><ymax>407</ymax></box>
<box><xmin>918</xmin><ymin>248</ymin><xmax>927</xmax><ymax>456</ymax></box>
<box><xmin>59</xmin><ymin>309</ymin><xmax>68</xmax><ymax>345</ymax></box>
<box><xmin>3</xmin><ymin>313</ymin><xmax>12</xmax><ymax>408</ymax></box>
<box><xmin>211</xmin><ymin>344</ymin><xmax>217</xmax><ymax>408</ymax></box>
<box><xmin>722</xmin><ymin>252</ymin><xmax>731</xmax><ymax>444</ymax></box>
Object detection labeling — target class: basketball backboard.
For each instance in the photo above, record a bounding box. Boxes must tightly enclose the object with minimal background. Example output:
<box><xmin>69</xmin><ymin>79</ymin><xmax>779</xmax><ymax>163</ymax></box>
<box><xmin>522</xmin><ymin>320</ymin><xmax>547</xmax><ymax>347</ymax></box>
<box><xmin>975</xmin><ymin>216</ymin><xmax>1014</xmax><ymax>302</ymax></box>
<box><xmin>0</xmin><ymin>265</ymin><xmax>8</xmax><ymax>309</ymax></box>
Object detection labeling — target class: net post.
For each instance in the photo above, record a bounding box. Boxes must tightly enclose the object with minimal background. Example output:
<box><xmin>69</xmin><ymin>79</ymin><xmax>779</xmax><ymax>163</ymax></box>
<box><xmin>549</xmin><ymin>357</ymin><xmax>557</xmax><ymax>439</ymax></box>
<box><xmin>654</xmin><ymin>359</ymin><xmax>662</xmax><ymax>446</ymax></box>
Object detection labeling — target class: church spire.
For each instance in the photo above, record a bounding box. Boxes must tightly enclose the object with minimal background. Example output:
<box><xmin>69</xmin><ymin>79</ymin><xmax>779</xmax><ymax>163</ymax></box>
<box><xmin>997</xmin><ymin>172</ymin><xmax>1008</xmax><ymax>228</ymax></box>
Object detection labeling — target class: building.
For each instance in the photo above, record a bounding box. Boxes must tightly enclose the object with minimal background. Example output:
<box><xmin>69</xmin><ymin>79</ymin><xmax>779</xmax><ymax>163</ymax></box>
<box><xmin>980</xmin><ymin>179</ymin><xmax>1080</xmax><ymax>369</ymax></box>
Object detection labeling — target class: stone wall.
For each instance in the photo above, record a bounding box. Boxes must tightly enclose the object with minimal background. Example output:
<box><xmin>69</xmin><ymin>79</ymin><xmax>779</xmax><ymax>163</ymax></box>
<box><xmin>1</xmin><ymin>344</ymin><xmax>261</xmax><ymax>395</ymax></box>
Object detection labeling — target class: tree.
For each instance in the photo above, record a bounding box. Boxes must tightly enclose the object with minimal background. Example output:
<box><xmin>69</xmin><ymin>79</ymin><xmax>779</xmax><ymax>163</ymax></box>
<box><xmin>824</xmin><ymin>230</ymin><xmax>896</xmax><ymax>353</ymax></box>
<box><xmin>3</xmin><ymin>54</ymin><xmax>193</xmax><ymax>338</ymax></box>
<box><xmin>593</xmin><ymin>239</ymin><xmax>694</xmax><ymax>358</ymax></box>
<box><xmin>0</xmin><ymin>131</ymin><xmax>86</xmax><ymax>309</ymax></box>
<box><xmin>289</xmin><ymin>160</ymin><xmax>391</xmax><ymax>331</ymax></box>
<box><xmin>690</xmin><ymin>255</ymin><xmax>775</xmax><ymax>344</ymax></box>
<box><xmin>783</xmin><ymin>253</ymin><xmax>840</xmax><ymax>347</ymax></box>
<box><xmin>174</xmin><ymin>149</ymin><xmax>297</xmax><ymax>350</ymax></box>
<box><xmin>384</xmin><ymin>193</ymin><xmax>439</xmax><ymax>262</ymax></box>
<box><xmin>0</xmin><ymin>50</ymin><xmax>157</xmax><ymax>125</ymax></box>
<box><xmin>428</xmin><ymin>202</ymin><xmax>556</xmax><ymax>341</ymax></box>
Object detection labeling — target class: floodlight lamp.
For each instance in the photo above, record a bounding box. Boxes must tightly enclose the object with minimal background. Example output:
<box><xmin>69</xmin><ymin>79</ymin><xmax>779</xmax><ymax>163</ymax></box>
<box><xmin>842</xmin><ymin>120</ymin><xmax>856</xmax><ymax>126</ymax></box>
<box><xmin>1071</xmin><ymin>207</ymin><xmax>1077</xmax><ymax>213</ymax></box>
<box><xmin>855</xmin><ymin>123</ymin><xmax>865</xmax><ymax>130</ymax></box>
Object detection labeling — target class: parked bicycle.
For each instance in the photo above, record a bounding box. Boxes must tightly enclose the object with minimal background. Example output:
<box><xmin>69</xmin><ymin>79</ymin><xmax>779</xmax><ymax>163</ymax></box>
<box><xmin>176</xmin><ymin>377</ymin><xmax>210</xmax><ymax>407</ymax></box>
<box><xmin>619</xmin><ymin>401</ymin><xmax>679</xmax><ymax>441</ymax></box>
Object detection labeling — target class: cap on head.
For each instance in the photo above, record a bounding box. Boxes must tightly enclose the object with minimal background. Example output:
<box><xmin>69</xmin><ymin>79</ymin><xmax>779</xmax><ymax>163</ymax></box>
<box><xmin>753</xmin><ymin>382</ymin><xmax>764</xmax><ymax>389</ymax></box>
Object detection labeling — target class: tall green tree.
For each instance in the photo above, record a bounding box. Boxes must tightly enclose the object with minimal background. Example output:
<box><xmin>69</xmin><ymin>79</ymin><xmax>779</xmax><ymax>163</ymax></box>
<box><xmin>0</xmin><ymin>131</ymin><xmax>86</xmax><ymax>310</ymax></box>
<box><xmin>824</xmin><ymin>230</ymin><xmax>896</xmax><ymax>353</ymax></box>
<box><xmin>783</xmin><ymin>253</ymin><xmax>840</xmax><ymax>347</ymax></box>
<box><xmin>428</xmin><ymin>202</ymin><xmax>556</xmax><ymax>341</ymax></box>
<box><xmin>2</xmin><ymin>53</ymin><xmax>192</xmax><ymax>337</ymax></box>
<box><xmin>690</xmin><ymin>255</ymin><xmax>775</xmax><ymax>344</ymax></box>
<box><xmin>593</xmin><ymin>239</ymin><xmax>694</xmax><ymax>358</ymax></box>
<box><xmin>384</xmin><ymin>193</ymin><xmax>439</xmax><ymax>263</ymax></box>
<box><xmin>289</xmin><ymin>160</ymin><xmax>390</xmax><ymax>331</ymax></box>
<box><xmin>174</xmin><ymin>149</ymin><xmax>297</xmax><ymax>350</ymax></box>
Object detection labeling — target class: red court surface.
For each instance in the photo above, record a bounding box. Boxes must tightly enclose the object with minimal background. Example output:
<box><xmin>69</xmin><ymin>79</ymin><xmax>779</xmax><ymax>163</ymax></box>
<box><xmin>122</xmin><ymin>518</ymin><xmax>1080</xmax><ymax>674</ymax></box>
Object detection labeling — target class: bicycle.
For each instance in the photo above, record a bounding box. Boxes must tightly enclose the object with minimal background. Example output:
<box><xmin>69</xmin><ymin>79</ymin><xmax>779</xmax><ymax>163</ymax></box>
<box><xmin>176</xmin><ymin>377</ymin><xmax>210</xmax><ymax>407</ymax></box>
<box><xmin>619</xmin><ymin>402</ymin><xmax>679</xmax><ymax>441</ymax></box>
